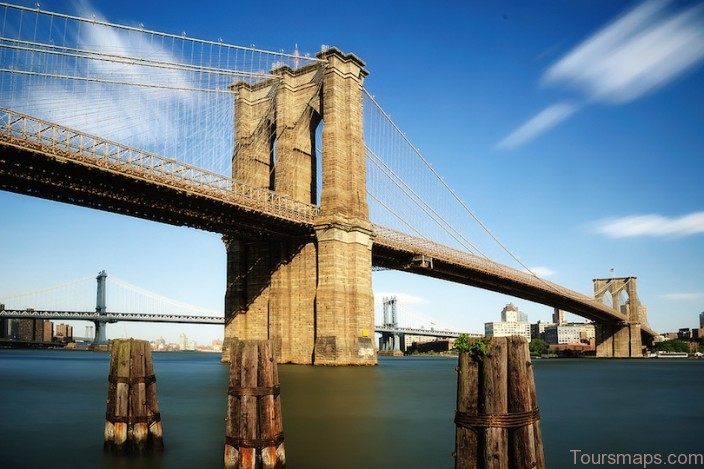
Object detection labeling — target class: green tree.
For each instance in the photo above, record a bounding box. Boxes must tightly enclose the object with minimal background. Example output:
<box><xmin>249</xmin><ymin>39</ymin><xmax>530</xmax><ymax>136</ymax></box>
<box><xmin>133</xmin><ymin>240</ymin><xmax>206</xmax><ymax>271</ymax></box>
<box><xmin>529</xmin><ymin>338</ymin><xmax>549</xmax><ymax>357</ymax></box>
<box><xmin>652</xmin><ymin>339</ymin><xmax>690</xmax><ymax>353</ymax></box>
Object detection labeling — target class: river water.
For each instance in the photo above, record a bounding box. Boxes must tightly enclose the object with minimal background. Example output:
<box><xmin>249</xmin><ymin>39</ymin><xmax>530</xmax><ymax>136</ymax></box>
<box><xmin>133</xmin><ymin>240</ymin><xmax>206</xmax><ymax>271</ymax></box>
<box><xmin>0</xmin><ymin>349</ymin><xmax>702</xmax><ymax>468</ymax></box>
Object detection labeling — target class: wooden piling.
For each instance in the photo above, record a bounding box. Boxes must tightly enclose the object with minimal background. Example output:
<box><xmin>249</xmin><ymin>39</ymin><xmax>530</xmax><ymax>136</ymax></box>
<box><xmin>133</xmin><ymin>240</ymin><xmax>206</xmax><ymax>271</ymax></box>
<box><xmin>104</xmin><ymin>339</ymin><xmax>163</xmax><ymax>453</ymax></box>
<box><xmin>225</xmin><ymin>340</ymin><xmax>286</xmax><ymax>469</ymax></box>
<box><xmin>454</xmin><ymin>337</ymin><xmax>545</xmax><ymax>469</ymax></box>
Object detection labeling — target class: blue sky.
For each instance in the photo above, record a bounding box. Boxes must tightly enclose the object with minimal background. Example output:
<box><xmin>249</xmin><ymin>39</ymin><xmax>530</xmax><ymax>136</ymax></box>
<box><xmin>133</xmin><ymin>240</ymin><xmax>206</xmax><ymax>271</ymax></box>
<box><xmin>1</xmin><ymin>0</ymin><xmax>703</xmax><ymax>343</ymax></box>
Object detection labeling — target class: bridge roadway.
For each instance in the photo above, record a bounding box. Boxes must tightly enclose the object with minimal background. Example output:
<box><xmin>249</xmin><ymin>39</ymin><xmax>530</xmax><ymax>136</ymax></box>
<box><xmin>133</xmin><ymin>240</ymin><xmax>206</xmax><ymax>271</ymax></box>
<box><xmin>0</xmin><ymin>309</ymin><xmax>224</xmax><ymax>325</ymax></box>
<box><xmin>0</xmin><ymin>109</ymin><xmax>656</xmax><ymax>338</ymax></box>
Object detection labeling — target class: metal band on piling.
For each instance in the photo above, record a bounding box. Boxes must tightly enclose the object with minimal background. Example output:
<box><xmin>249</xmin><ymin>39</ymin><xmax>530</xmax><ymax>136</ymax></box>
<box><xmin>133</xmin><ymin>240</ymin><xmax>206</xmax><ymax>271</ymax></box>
<box><xmin>224</xmin><ymin>433</ymin><xmax>285</xmax><ymax>449</ymax></box>
<box><xmin>106</xmin><ymin>412</ymin><xmax>162</xmax><ymax>425</ymax></box>
<box><xmin>108</xmin><ymin>374</ymin><xmax>157</xmax><ymax>386</ymax></box>
<box><xmin>227</xmin><ymin>385</ymin><xmax>281</xmax><ymax>397</ymax></box>
<box><xmin>454</xmin><ymin>407</ymin><xmax>540</xmax><ymax>431</ymax></box>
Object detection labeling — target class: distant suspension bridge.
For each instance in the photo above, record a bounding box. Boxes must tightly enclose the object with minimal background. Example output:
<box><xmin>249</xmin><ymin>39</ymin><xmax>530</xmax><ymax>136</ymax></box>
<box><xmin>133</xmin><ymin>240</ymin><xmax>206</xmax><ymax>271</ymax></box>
<box><xmin>0</xmin><ymin>272</ymin><xmax>468</xmax><ymax>345</ymax></box>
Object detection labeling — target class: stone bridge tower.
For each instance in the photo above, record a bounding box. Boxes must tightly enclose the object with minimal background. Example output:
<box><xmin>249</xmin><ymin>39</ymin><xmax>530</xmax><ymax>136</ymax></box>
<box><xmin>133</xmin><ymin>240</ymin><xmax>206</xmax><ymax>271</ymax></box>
<box><xmin>223</xmin><ymin>48</ymin><xmax>375</xmax><ymax>365</ymax></box>
<box><xmin>593</xmin><ymin>276</ymin><xmax>647</xmax><ymax>357</ymax></box>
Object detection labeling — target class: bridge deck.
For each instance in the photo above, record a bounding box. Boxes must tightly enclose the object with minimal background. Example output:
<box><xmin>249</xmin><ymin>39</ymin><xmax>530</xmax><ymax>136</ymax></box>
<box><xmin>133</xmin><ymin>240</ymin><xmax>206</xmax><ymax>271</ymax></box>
<box><xmin>0</xmin><ymin>109</ymin><xmax>655</xmax><ymax>337</ymax></box>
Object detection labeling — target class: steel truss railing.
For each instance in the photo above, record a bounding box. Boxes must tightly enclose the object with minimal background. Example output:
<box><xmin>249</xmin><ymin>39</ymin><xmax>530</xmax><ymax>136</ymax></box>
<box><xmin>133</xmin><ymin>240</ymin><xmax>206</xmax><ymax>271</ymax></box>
<box><xmin>0</xmin><ymin>309</ymin><xmax>224</xmax><ymax>324</ymax></box>
<box><xmin>0</xmin><ymin>108</ymin><xmax>320</xmax><ymax>224</ymax></box>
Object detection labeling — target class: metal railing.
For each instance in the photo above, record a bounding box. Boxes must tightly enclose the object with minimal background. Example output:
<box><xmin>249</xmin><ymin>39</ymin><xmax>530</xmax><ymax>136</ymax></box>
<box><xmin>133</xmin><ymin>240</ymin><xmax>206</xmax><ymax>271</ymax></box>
<box><xmin>0</xmin><ymin>108</ymin><xmax>320</xmax><ymax>224</ymax></box>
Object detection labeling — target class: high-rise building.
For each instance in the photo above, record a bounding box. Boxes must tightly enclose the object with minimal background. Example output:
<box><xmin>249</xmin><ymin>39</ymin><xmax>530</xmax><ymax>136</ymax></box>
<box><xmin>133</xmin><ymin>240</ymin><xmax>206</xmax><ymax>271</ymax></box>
<box><xmin>486</xmin><ymin>303</ymin><xmax>531</xmax><ymax>340</ymax></box>
<box><xmin>18</xmin><ymin>319</ymin><xmax>34</xmax><ymax>341</ymax></box>
<box><xmin>179</xmin><ymin>333</ymin><xmax>187</xmax><ymax>351</ymax></box>
<box><xmin>43</xmin><ymin>321</ymin><xmax>54</xmax><ymax>342</ymax></box>
<box><xmin>33</xmin><ymin>319</ymin><xmax>44</xmax><ymax>342</ymax></box>
<box><xmin>700</xmin><ymin>311</ymin><xmax>704</xmax><ymax>328</ymax></box>
<box><xmin>0</xmin><ymin>318</ymin><xmax>9</xmax><ymax>339</ymax></box>
<box><xmin>552</xmin><ymin>308</ymin><xmax>565</xmax><ymax>325</ymax></box>
<box><xmin>3</xmin><ymin>318</ymin><xmax>19</xmax><ymax>340</ymax></box>
<box><xmin>55</xmin><ymin>323</ymin><xmax>73</xmax><ymax>342</ymax></box>
<box><xmin>500</xmin><ymin>303</ymin><xmax>528</xmax><ymax>323</ymax></box>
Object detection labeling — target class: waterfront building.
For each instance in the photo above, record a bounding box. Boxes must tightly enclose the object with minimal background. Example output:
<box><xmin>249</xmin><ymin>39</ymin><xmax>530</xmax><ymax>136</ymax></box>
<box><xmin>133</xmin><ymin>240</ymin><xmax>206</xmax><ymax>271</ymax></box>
<box><xmin>486</xmin><ymin>321</ymin><xmax>532</xmax><ymax>340</ymax></box>
<box><xmin>155</xmin><ymin>336</ymin><xmax>167</xmax><ymax>351</ymax></box>
<box><xmin>0</xmin><ymin>318</ymin><xmax>9</xmax><ymax>339</ymax></box>
<box><xmin>55</xmin><ymin>323</ymin><xmax>73</xmax><ymax>342</ymax></box>
<box><xmin>531</xmin><ymin>320</ymin><xmax>555</xmax><ymax>340</ymax></box>
<box><xmin>179</xmin><ymin>333</ymin><xmax>187</xmax><ymax>351</ymax></box>
<box><xmin>18</xmin><ymin>319</ymin><xmax>34</xmax><ymax>342</ymax></box>
<box><xmin>544</xmin><ymin>322</ymin><xmax>596</xmax><ymax>345</ymax></box>
<box><xmin>32</xmin><ymin>319</ymin><xmax>44</xmax><ymax>342</ymax></box>
<box><xmin>486</xmin><ymin>303</ymin><xmax>531</xmax><ymax>340</ymax></box>
<box><xmin>43</xmin><ymin>321</ymin><xmax>53</xmax><ymax>343</ymax></box>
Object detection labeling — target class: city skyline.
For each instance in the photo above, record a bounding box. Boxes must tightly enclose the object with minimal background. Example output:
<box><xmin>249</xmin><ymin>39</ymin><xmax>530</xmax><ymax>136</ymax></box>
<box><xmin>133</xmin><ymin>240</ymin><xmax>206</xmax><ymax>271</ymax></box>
<box><xmin>1</xmin><ymin>0</ymin><xmax>703</xmax><ymax>344</ymax></box>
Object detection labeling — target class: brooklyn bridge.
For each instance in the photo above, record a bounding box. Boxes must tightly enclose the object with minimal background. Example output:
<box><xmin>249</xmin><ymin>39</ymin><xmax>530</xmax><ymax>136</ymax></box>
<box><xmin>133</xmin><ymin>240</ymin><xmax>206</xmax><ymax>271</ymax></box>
<box><xmin>0</xmin><ymin>3</ymin><xmax>655</xmax><ymax>364</ymax></box>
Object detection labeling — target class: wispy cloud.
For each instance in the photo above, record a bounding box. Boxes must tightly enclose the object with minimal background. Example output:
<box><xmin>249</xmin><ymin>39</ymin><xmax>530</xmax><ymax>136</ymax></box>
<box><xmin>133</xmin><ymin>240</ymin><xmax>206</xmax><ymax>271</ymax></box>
<box><xmin>496</xmin><ymin>102</ymin><xmax>578</xmax><ymax>150</ymax></box>
<box><xmin>543</xmin><ymin>1</ymin><xmax>704</xmax><ymax>104</ymax></box>
<box><xmin>525</xmin><ymin>266</ymin><xmax>557</xmax><ymax>278</ymax></box>
<box><xmin>498</xmin><ymin>1</ymin><xmax>704</xmax><ymax>149</ymax></box>
<box><xmin>595</xmin><ymin>211</ymin><xmax>704</xmax><ymax>238</ymax></box>
<box><xmin>660</xmin><ymin>292</ymin><xmax>704</xmax><ymax>300</ymax></box>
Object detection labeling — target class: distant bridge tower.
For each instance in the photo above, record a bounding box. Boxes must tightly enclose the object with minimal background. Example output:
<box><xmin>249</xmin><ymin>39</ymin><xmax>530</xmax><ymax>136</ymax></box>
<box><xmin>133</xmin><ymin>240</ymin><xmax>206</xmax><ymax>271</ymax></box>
<box><xmin>94</xmin><ymin>270</ymin><xmax>108</xmax><ymax>344</ymax></box>
<box><xmin>223</xmin><ymin>48</ymin><xmax>375</xmax><ymax>365</ymax></box>
<box><xmin>379</xmin><ymin>297</ymin><xmax>402</xmax><ymax>354</ymax></box>
<box><xmin>593</xmin><ymin>277</ymin><xmax>648</xmax><ymax>357</ymax></box>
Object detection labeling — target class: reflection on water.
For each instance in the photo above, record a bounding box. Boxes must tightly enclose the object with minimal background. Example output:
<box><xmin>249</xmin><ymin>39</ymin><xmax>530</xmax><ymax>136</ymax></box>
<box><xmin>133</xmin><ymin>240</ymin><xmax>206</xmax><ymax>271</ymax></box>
<box><xmin>0</xmin><ymin>350</ymin><xmax>702</xmax><ymax>468</ymax></box>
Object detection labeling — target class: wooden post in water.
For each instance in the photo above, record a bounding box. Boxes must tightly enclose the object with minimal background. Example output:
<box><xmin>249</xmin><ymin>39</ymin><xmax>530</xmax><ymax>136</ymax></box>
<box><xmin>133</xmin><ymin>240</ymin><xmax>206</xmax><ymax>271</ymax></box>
<box><xmin>454</xmin><ymin>336</ymin><xmax>544</xmax><ymax>469</ymax></box>
<box><xmin>104</xmin><ymin>338</ymin><xmax>164</xmax><ymax>452</ymax></box>
<box><xmin>225</xmin><ymin>340</ymin><xmax>286</xmax><ymax>469</ymax></box>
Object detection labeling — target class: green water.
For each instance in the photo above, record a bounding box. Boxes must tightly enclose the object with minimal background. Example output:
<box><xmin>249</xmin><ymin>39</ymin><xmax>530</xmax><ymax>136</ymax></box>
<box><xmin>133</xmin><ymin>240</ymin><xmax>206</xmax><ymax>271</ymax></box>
<box><xmin>0</xmin><ymin>350</ymin><xmax>702</xmax><ymax>468</ymax></box>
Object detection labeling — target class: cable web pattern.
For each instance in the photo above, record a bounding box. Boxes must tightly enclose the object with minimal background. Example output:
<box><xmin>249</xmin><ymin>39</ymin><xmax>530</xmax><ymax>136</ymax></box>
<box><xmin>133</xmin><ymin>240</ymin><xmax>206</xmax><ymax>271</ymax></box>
<box><xmin>365</xmin><ymin>90</ymin><xmax>505</xmax><ymax>261</ymax></box>
<box><xmin>0</xmin><ymin>274</ymin><xmax>221</xmax><ymax>317</ymax></box>
<box><xmin>0</xmin><ymin>3</ymin><xmax>320</xmax><ymax>177</ymax></box>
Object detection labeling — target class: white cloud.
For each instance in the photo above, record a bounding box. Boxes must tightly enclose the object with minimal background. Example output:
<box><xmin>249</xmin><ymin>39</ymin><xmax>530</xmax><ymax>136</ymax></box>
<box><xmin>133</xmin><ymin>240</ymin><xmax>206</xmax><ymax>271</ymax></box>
<box><xmin>498</xmin><ymin>1</ymin><xmax>704</xmax><ymax>149</ymax></box>
<box><xmin>660</xmin><ymin>292</ymin><xmax>704</xmax><ymax>300</ymax></box>
<box><xmin>543</xmin><ymin>1</ymin><xmax>704</xmax><ymax>104</ymax></box>
<box><xmin>525</xmin><ymin>266</ymin><xmax>557</xmax><ymax>278</ymax></box>
<box><xmin>595</xmin><ymin>212</ymin><xmax>704</xmax><ymax>238</ymax></box>
<box><xmin>496</xmin><ymin>102</ymin><xmax>578</xmax><ymax>150</ymax></box>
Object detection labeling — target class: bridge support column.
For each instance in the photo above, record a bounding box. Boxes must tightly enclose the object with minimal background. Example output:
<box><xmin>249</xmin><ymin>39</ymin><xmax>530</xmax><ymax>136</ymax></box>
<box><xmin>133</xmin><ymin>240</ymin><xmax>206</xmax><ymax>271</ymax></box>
<box><xmin>314</xmin><ymin>220</ymin><xmax>375</xmax><ymax>365</ymax></box>
<box><xmin>223</xmin><ymin>237</ymin><xmax>317</xmax><ymax>364</ymax></box>
<box><xmin>595</xmin><ymin>323</ymin><xmax>643</xmax><ymax>358</ymax></box>
<box><xmin>93</xmin><ymin>270</ymin><xmax>108</xmax><ymax>345</ymax></box>
<box><xmin>595</xmin><ymin>323</ymin><xmax>614</xmax><ymax>358</ymax></box>
<box><xmin>93</xmin><ymin>320</ymin><xmax>108</xmax><ymax>345</ymax></box>
<box><xmin>223</xmin><ymin>48</ymin><xmax>375</xmax><ymax>365</ymax></box>
<box><xmin>224</xmin><ymin>63</ymin><xmax>321</xmax><ymax>365</ymax></box>
<box><xmin>312</xmin><ymin>48</ymin><xmax>375</xmax><ymax>365</ymax></box>
<box><xmin>593</xmin><ymin>277</ymin><xmax>645</xmax><ymax>358</ymax></box>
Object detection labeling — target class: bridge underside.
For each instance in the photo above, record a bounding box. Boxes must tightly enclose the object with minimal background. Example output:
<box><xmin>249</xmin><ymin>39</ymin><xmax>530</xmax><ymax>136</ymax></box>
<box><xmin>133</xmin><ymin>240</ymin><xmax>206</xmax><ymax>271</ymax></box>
<box><xmin>372</xmin><ymin>242</ymin><xmax>657</xmax><ymax>347</ymax></box>
<box><xmin>374</xmin><ymin>243</ymin><xmax>602</xmax><ymax>321</ymax></box>
<box><xmin>0</xmin><ymin>142</ymin><xmax>311</xmax><ymax>240</ymax></box>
